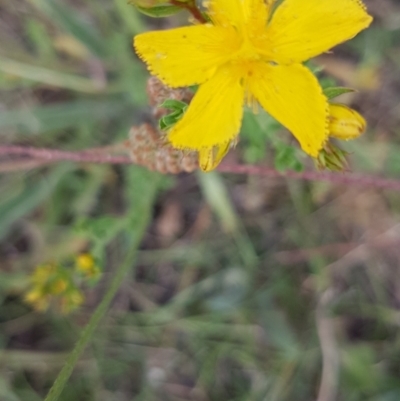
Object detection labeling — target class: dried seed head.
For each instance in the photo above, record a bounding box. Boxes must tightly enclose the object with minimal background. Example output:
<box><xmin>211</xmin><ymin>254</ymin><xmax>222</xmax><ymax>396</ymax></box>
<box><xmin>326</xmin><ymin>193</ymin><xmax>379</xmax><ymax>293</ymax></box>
<box><xmin>146</xmin><ymin>76</ymin><xmax>193</xmax><ymax>119</ymax></box>
<box><xmin>125</xmin><ymin>78</ymin><xmax>201</xmax><ymax>174</ymax></box>
<box><xmin>126</xmin><ymin>123</ymin><xmax>198</xmax><ymax>174</ymax></box>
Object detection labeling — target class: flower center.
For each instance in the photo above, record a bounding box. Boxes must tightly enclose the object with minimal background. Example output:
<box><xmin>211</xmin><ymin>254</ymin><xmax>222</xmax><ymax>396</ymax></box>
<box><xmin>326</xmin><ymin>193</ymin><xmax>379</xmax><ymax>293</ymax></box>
<box><xmin>234</xmin><ymin>38</ymin><xmax>261</xmax><ymax>62</ymax></box>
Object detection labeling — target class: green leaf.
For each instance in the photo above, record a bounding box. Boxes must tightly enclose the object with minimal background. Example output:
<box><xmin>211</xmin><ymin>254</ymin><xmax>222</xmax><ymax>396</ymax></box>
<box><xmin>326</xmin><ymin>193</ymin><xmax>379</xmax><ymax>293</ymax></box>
<box><xmin>75</xmin><ymin>216</ymin><xmax>123</xmax><ymax>242</ymax></box>
<box><xmin>135</xmin><ymin>4</ymin><xmax>182</xmax><ymax>17</ymax></box>
<box><xmin>324</xmin><ymin>86</ymin><xmax>356</xmax><ymax>100</ymax></box>
<box><xmin>0</xmin><ymin>56</ymin><xmax>104</xmax><ymax>93</ymax></box>
<box><xmin>114</xmin><ymin>0</ymin><xmax>146</xmax><ymax>34</ymax></box>
<box><xmin>159</xmin><ymin>99</ymin><xmax>188</xmax><ymax>130</ymax></box>
<box><xmin>25</xmin><ymin>20</ymin><xmax>55</xmax><ymax>61</ymax></box>
<box><xmin>160</xmin><ymin>99</ymin><xmax>188</xmax><ymax>111</ymax></box>
<box><xmin>160</xmin><ymin>114</ymin><xmax>181</xmax><ymax>130</ymax></box>
<box><xmin>74</xmin><ymin>215</ymin><xmax>126</xmax><ymax>259</ymax></box>
<box><xmin>197</xmin><ymin>172</ymin><xmax>239</xmax><ymax>234</ymax></box>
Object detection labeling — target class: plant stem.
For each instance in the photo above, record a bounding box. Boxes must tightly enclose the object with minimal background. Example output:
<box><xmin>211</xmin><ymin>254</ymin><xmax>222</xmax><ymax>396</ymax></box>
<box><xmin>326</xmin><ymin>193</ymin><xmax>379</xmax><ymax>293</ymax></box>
<box><xmin>0</xmin><ymin>144</ymin><xmax>131</xmax><ymax>165</ymax></box>
<box><xmin>2</xmin><ymin>144</ymin><xmax>400</xmax><ymax>191</ymax></box>
<box><xmin>44</xmin><ymin>173</ymin><xmax>160</xmax><ymax>401</ymax></box>
<box><xmin>170</xmin><ymin>0</ymin><xmax>207</xmax><ymax>23</ymax></box>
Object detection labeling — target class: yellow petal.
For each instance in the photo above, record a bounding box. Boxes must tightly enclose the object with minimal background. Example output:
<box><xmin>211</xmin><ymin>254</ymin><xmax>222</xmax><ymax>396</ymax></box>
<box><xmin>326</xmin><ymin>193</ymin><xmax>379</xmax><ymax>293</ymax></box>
<box><xmin>134</xmin><ymin>25</ymin><xmax>239</xmax><ymax>87</ymax></box>
<box><xmin>198</xmin><ymin>142</ymin><xmax>231</xmax><ymax>172</ymax></box>
<box><xmin>206</xmin><ymin>0</ymin><xmax>245</xmax><ymax>28</ymax></box>
<box><xmin>168</xmin><ymin>66</ymin><xmax>245</xmax><ymax>149</ymax></box>
<box><xmin>248</xmin><ymin>63</ymin><xmax>328</xmax><ymax>157</ymax></box>
<box><xmin>207</xmin><ymin>0</ymin><xmax>270</xmax><ymax>32</ymax></box>
<box><xmin>265</xmin><ymin>0</ymin><xmax>373</xmax><ymax>64</ymax></box>
<box><xmin>244</xmin><ymin>0</ymin><xmax>271</xmax><ymax>37</ymax></box>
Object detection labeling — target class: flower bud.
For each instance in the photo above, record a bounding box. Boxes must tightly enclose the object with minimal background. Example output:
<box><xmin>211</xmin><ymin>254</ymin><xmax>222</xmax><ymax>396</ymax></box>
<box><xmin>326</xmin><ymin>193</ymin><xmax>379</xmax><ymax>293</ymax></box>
<box><xmin>316</xmin><ymin>142</ymin><xmax>349</xmax><ymax>172</ymax></box>
<box><xmin>328</xmin><ymin>103</ymin><xmax>366</xmax><ymax>140</ymax></box>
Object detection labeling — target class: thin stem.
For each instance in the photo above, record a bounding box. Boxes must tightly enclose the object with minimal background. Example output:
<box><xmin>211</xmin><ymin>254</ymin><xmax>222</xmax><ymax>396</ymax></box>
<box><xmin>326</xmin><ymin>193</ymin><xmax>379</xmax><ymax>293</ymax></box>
<box><xmin>2</xmin><ymin>144</ymin><xmax>400</xmax><ymax>191</ymax></box>
<box><xmin>45</xmin><ymin>249</ymin><xmax>137</xmax><ymax>401</ymax></box>
<box><xmin>170</xmin><ymin>0</ymin><xmax>207</xmax><ymax>23</ymax></box>
<box><xmin>0</xmin><ymin>144</ymin><xmax>131</xmax><ymax>165</ymax></box>
<box><xmin>44</xmin><ymin>174</ymin><xmax>159</xmax><ymax>401</ymax></box>
<box><xmin>217</xmin><ymin>164</ymin><xmax>400</xmax><ymax>192</ymax></box>
<box><xmin>316</xmin><ymin>289</ymin><xmax>340</xmax><ymax>401</ymax></box>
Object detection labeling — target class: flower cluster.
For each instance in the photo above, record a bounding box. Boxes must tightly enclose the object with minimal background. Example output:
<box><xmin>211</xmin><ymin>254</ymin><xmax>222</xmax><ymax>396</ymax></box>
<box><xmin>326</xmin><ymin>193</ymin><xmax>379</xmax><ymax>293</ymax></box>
<box><xmin>24</xmin><ymin>253</ymin><xmax>101</xmax><ymax>314</ymax></box>
<box><xmin>133</xmin><ymin>0</ymin><xmax>373</xmax><ymax>171</ymax></box>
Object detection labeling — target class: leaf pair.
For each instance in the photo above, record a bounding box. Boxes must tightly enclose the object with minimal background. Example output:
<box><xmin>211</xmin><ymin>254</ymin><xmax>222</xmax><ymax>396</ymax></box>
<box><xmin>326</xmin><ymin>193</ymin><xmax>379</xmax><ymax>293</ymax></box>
<box><xmin>159</xmin><ymin>99</ymin><xmax>188</xmax><ymax>131</ymax></box>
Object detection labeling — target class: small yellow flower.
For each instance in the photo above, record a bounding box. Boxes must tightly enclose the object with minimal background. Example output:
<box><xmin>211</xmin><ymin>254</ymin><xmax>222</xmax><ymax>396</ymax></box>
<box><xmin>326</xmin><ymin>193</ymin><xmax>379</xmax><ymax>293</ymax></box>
<box><xmin>328</xmin><ymin>103</ymin><xmax>366</xmax><ymax>140</ymax></box>
<box><xmin>25</xmin><ymin>288</ymin><xmax>44</xmax><ymax>304</ymax></box>
<box><xmin>76</xmin><ymin>253</ymin><xmax>95</xmax><ymax>271</ymax></box>
<box><xmin>134</xmin><ymin>0</ymin><xmax>372</xmax><ymax>171</ymax></box>
<box><xmin>75</xmin><ymin>253</ymin><xmax>101</xmax><ymax>279</ymax></box>
<box><xmin>25</xmin><ymin>289</ymin><xmax>50</xmax><ymax>312</ymax></box>
<box><xmin>25</xmin><ymin>263</ymin><xmax>81</xmax><ymax>314</ymax></box>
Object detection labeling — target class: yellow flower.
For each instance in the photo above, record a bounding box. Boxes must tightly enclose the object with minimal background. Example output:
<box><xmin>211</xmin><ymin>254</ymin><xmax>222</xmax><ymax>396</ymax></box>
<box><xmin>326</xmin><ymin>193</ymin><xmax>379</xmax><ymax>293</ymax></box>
<box><xmin>25</xmin><ymin>289</ymin><xmax>51</xmax><ymax>312</ymax></box>
<box><xmin>134</xmin><ymin>0</ymin><xmax>372</xmax><ymax>171</ymax></box>
<box><xmin>75</xmin><ymin>253</ymin><xmax>101</xmax><ymax>279</ymax></box>
<box><xmin>76</xmin><ymin>253</ymin><xmax>95</xmax><ymax>272</ymax></box>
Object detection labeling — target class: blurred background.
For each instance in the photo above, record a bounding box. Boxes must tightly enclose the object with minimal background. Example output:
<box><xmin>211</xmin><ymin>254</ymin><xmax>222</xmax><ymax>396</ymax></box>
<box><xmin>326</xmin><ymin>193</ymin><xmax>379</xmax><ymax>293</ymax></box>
<box><xmin>1</xmin><ymin>0</ymin><xmax>400</xmax><ymax>400</ymax></box>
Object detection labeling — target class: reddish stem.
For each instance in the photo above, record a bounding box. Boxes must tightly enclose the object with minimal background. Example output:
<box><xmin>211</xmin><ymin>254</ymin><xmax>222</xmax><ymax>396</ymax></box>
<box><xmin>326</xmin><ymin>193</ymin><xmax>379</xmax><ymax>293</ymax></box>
<box><xmin>217</xmin><ymin>163</ymin><xmax>400</xmax><ymax>192</ymax></box>
<box><xmin>2</xmin><ymin>144</ymin><xmax>400</xmax><ymax>192</ymax></box>
<box><xmin>170</xmin><ymin>0</ymin><xmax>207</xmax><ymax>23</ymax></box>
<box><xmin>0</xmin><ymin>145</ymin><xmax>131</xmax><ymax>165</ymax></box>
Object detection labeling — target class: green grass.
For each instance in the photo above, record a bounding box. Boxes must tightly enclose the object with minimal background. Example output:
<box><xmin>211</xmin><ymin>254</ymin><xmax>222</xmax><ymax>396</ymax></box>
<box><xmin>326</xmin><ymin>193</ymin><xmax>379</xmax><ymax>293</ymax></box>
<box><xmin>2</xmin><ymin>1</ymin><xmax>400</xmax><ymax>400</ymax></box>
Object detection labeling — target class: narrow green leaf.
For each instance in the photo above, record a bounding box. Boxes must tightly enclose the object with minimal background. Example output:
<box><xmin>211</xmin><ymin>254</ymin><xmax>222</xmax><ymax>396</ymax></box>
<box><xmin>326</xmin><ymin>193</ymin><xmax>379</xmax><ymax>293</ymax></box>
<box><xmin>25</xmin><ymin>20</ymin><xmax>56</xmax><ymax>61</ymax></box>
<box><xmin>197</xmin><ymin>171</ymin><xmax>239</xmax><ymax>234</ymax></box>
<box><xmin>160</xmin><ymin>99</ymin><xmax>188</xmax><ymax>111</ymax></box>
<box><xmin>0</xmin><ymin>56</ymin><xmax>104</xmax><ymax>93</ymax></box>
<box><xmin>324</xmin><ymin>87</ymin><xmax>356</xmax><ymax>100</ymax></box>
<box><xmin>158</xmin><ymin>99</ymin><xmax>188</xmax><ymax>130</ymax></box>
<box><xmin>114</xmin><ymin>0</ymin><xmax>146</xmax><ymax>34</ymax></box>
<box><xmin>159</xmin><ymin>112</ymin><xmax>185</xmax><ymax>130</ymax></box>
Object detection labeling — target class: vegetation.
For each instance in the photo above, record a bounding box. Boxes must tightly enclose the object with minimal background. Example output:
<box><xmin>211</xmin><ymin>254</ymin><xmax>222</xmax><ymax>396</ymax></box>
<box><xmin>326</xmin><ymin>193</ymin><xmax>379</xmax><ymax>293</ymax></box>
<box><xmin>1</xmin><ymin>0</ymin><xmax>400</xmax><ymax>400</ymax></box>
